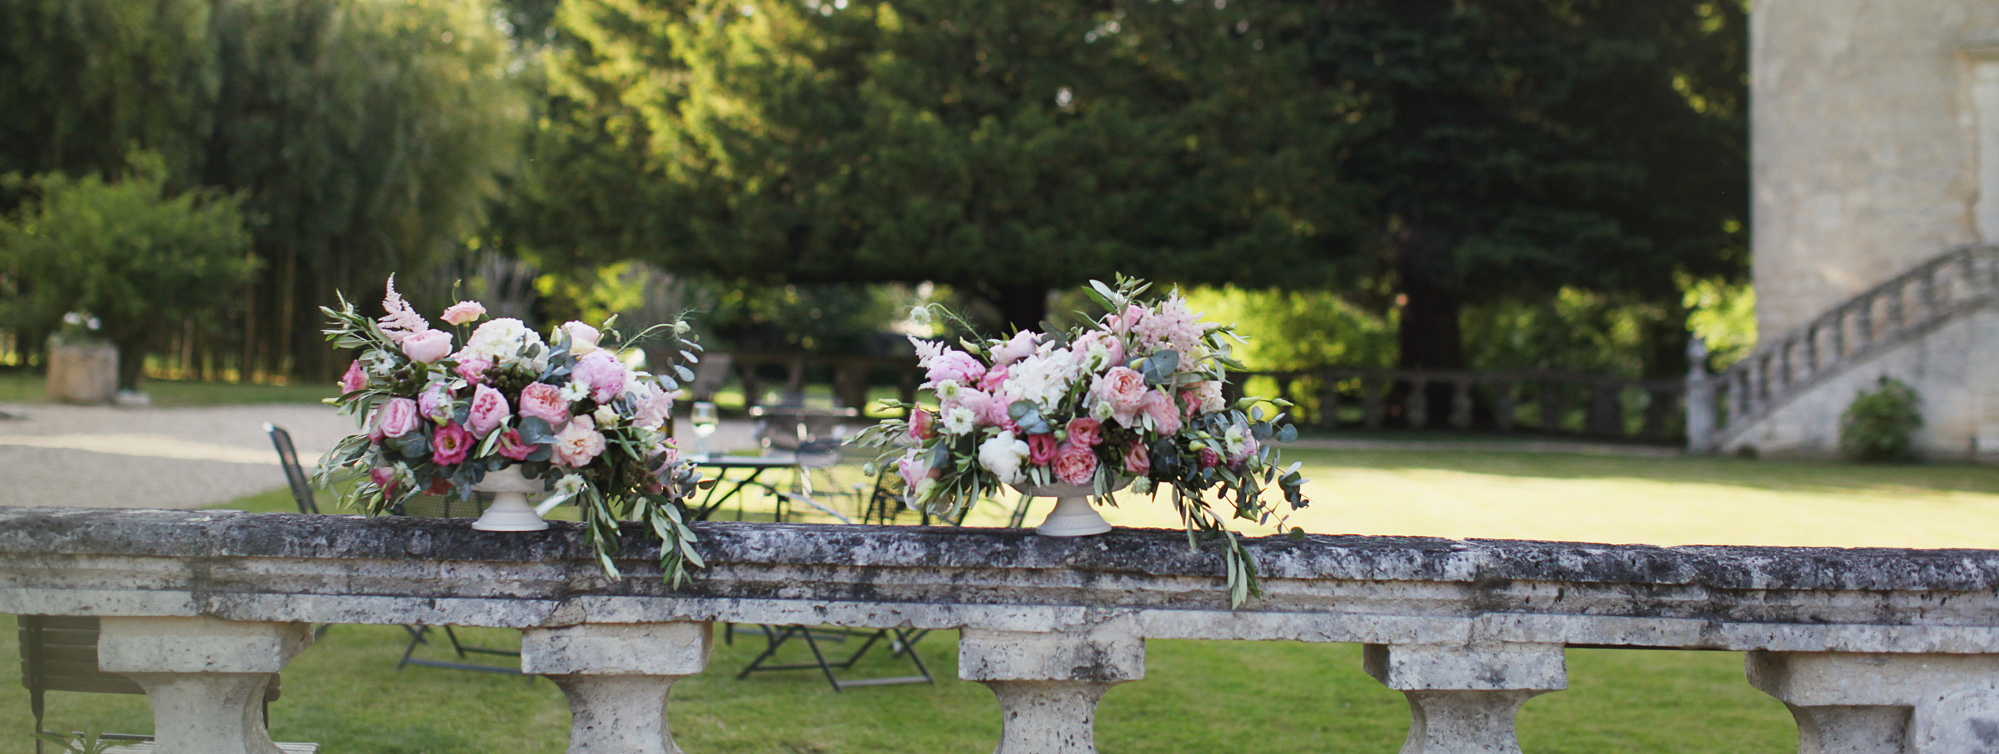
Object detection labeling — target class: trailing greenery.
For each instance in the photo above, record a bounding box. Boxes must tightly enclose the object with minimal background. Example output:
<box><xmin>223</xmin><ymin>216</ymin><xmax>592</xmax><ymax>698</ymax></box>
<box><xmin>1839</xmin><ymin>376</ymin><xmax>1924</xmax><ymax>462</ymax></box>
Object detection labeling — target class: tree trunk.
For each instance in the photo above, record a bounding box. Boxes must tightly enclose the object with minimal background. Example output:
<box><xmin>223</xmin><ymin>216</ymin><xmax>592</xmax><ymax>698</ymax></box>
<box><xmin>992</xmin><ymin>283</ymin><xmax>1050</xmax><ymax>334</ymax></box>
<box><xmin>1396</xmin><ymin>234</ymin><xmax>1464</xmax><ymax>429</ymax></box>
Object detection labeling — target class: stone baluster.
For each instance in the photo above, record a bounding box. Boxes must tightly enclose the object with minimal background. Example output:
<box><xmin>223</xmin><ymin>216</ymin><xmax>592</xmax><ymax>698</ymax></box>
<box><xmin>97</xmin><ymin>616</ymin><xmax>313</xmax><ymax>754</ymax></box>
<box><xmin>1365</xmin><ymin>643</ymin><xmax>1566</xmax><ymax>754</ymax></box>
<box><xmin>1407</xmin><ymin>379</ymin><xmax>1431</xmax><ymax>429</ymax></box>
<box><xmin>959</xmin><ymin>628</ymin><xmax>1144</xmax><ymax>754</ymax></box>
<box><xmin>1363</xmin><ymin>375</ymin><xmax>1387</xmax><ymax>429</ymax></box>
<box><xmin>1885</xmin><ymin>286</ymin><xmax>1906</xmax><ymax>330</ymax></box>
<box><xmin>1448</xmin><ymin>379</ymin><xmax>1474</xmax><ymax>430</ymax></box>
<box><xmin>1831</xmin><ymin>308</ymin><xmax>1847</xmax><ymax>361</ymax></box>
<box><xmin>521</xmin><ymin>622</ymin><xmax>712</xmax><ymax>754</ymax></box>
<box><xmin>1747</xmin><ymin>650</ymin><xmax>1999</xmax><ymax>753</ymax></box>
<box><xmin>1802</xmin><ymin>326</ymin><xmax>1819</xmax><ymax>375</ymax></box>
<box><xmin>1919</xmin><ymin>269</ymin><xmax>1940</xmax><ymax>319</ymax></box>
<box><xmin>1778</xmin><ymin>339</ymin><xmax>1795</xmax><ymax>389</ymax></box>
<box><xmin>1493</xmin><ymin>380</ymin><xmax>1517</xmax><ymax>433</ymax></box>
<box><xmin>1856</xmin><ymin>303</ymin><xmax>1875</xmax><ymax>349</ymax></box>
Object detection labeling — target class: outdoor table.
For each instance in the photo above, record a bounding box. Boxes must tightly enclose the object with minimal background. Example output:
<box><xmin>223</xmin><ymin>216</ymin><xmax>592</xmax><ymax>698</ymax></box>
<box><xmin>689</xmin><ymin>454</ymin><xmax>801</xmax><ymax>521</ymax></box>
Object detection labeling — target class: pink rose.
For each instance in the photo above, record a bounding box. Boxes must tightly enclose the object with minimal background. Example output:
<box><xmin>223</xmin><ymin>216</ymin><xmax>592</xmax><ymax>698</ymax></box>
<box><xmin>552</xmin><ymin>415</ymin><xmax>607</xmax><ymax>468</ymax></box>
<box><xmin>454</xmin><ymin>357</ymin><xmax>493</xmax><ymax>385</ymax></box>
<box><xmin>402</xmin><ymin>329</ymin><xmax>454</xmax><ymax>364</ymax></box>
<box><xmin>1143</xmin><ymin>390</ymin><xmax>1183</xmax><ymax>435</ymax></box>
<box><xmin>1123</xmin><ymin>441</ymin><xmax>1151</xmax><ymax>475</ymax></box>
<box><xmin>1070</xmin><ymin>330</ymin><xmax>1126</xmax><ymax>370</ymax></box>
<box><xmin>925</xmin><ymin>350</ymin><xmax>987</xmax><ymax>387</ymax></box>
<box><xmin>991</xmin><ymin>331</ymin><xmax>1039</xmax><ymax>367</ymax></box>
<box><xmin>340</xmin><ymin>361</ymin><xmax>367</xmax><ymax>394</ymax></box>
<box><xmin>1027</xmin><ymin>434</ymin><xmax>1057</xmax><ymax>466</ymax></box>
<box><xmin>467</xmin><ymin>383</ymin><xmax>511</xmax><ymax>437</ymax></box>
<box><xmin>519</xmin><ymin>382</ymin><xmax>571</xmax><ymax>425</ymax></box>
<box><xmin>978</xmin><ymin>365</ymin><xmax>1009</xmax><ymax>393</ymax></box>
<box><xmin>907</xmin><ymin>409</ymin><xmax>936</xmax><ymax>442</ymax></box>
<box><xmin>1066</xmin><ymin>417</ymin><xmax>1103</xmax><ymax>447</ymax></box>
<box><xmin>418</xmin><ymin>383</ymin><xmax>453</xmax><ymax>423</ymax></box>
<box><xmin>1092</xmin><ymin>367</ymin><xmax>1150</xmax><ymax>425</ymax></box>
<box><xmin>1179</xmin><ymin>390</ymin><xmax>1201</xmax><ymax>418</ymax></box>
<box><xmin>571</xmin><ymin>350</ymin><xmax>628</xmax><ymax>404</ymax></box>
<box><xmin>1051</xmin><ymin>442</ymin><xmax>1099</xmax><ymax>486</ymax></box>
<box><xmin>431</xmin><ymin>422</ymin><xmax>473</xmax><ymax>465</ymax></box>
<box><xmin>441</xmin><ymin>301</ymin><xmax>486</xmax><ymax>326</ymax></box>
<box><xmin>1199</xmin><ymin>448</ymin><xmax>1221</xmax><ymax>469</ymax></box>
<box><xmin>373</xmin><ymin>398</ymin><xmax>419</xmax><ymax>440</ymax></box>
<box><xmin>496</xmin><ymin>429</ymin><xmax>535</xmax><ymax>461</ymax></box>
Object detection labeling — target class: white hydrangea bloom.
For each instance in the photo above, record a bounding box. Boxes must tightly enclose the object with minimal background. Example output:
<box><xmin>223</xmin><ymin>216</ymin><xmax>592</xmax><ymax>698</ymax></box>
<box><xmin>461</xmin><ymin>318</ymin><xmax>544</xmax><ymax>361</ymax></box>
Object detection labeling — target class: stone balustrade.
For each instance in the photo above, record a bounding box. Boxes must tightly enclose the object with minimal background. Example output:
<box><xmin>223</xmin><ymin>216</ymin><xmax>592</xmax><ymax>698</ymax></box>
<box><xmin>6</xmin><ymin>506</ymin><xmax>1999</xmax><ymax>753</ymax></box>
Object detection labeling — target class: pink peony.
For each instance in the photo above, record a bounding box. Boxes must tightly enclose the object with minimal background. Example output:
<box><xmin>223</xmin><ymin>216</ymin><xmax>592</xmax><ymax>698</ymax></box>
<box><xmin>633</xmin><ymin>384</ymin><xmax>674</xmax><ymax>430</ymax></box>
<box><xmin>431</xmin><ymin>422</ymin><xmax>473</xmax><ymax>465</ymax></box>
<box><xmin>1092</xmin><ymin>367</ymin><xmax>1150</xmax><ymax>425</ymax></box>
<box><xmin>991</xmin><ymin>331</ymin><xmax>1039</xmax><ymax>367</ymax></box>
<box><xmin>1051</xmin><ymin>442</ymin><xmax>1099</xmax><ymax>486</ymax></box>
<box><xmin>454</xmin><ymin>357</ymin><xmax>493</xmax><ymax>385</ymax></box>
<box><xmin>418</xmin><ymin>382</ymin><xmax>453</xmax><ymax>423</ymax></box>
<box><xmin>925</xmin><ymin>349</ymin><xmax>986</xmax><ymax>388</ymax></box>
<box><xmin>1027</xmin><ymin>434</ymin><xmax>1058</xmax><ymax>466</ymax></box>
<box><xmin>340</xmin><ymin>361</ymin><xmax>367</xmax><ymax>394</ymax></box>
<box><xmin>1066</xmin><ymin>417</ymin><xmax>1103</xmax><ymax>447</ymax></box>
<box><xmin>1124</xmin><ymin>441</ymin><xmax>1151</xmax><ymax>475</ymax></box>
<box><xmin>946</xmin><ymin>388</ymin><xmax>991</xmax><ymax>426</ymax></box>
<box><xmin>519</xmin><ymin>382</ymin><xmax>571</xmax><ymax>426</ymax></box>
<box><xmin>982</xmin><ymin>392</ymin><xmax>1019</xmax><ymax>432</ymax></box>
<box><xmin>1142</xmin><ymin>390</ymin><xmax>1183</xmax><ymax>435</ymax></box>
<box><xmin>552</xmin><ymin>415</ymin><xmax>608</xmax><ymax>468</ymax></box>
<box><xmin>467</xmin><ymin>383</ymin><xmax>511</xmax><ymax>437</ymax></box>
<box><xmin>907</xmin><ymin>409</ymin><xmax>936</xmax><ymax>442</ymax></box>
<box><xmin>571</xmin><ymin>350</ymin><xmax>628</xmax><ymax>404</ymax></box>
<box><xmin>441</xmin><ymin>301</ymin><xmax>486</xmax><ymax>326</ymax></box>
<box><xmin>373</xmin><ymin>398</ymin><xmax>419</xmax><ymax>440</ymax></box>
<box><xmin>978</xmin><ymin>364</ymin><xmax>1009</xmax><ymax>394</ymax></box>
<box><xmin>496</xmin><ymin>429</ymin><xmax>535</xmax><ymax>461</ymax></box>
<box><xmin>402</xmin><ymin>329</ymin><xmax>454</xmax><ymax>364</ymax></box>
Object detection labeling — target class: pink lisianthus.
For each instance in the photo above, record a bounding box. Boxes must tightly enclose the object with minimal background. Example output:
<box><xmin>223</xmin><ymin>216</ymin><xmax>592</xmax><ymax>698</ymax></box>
<box><xmin>896</xmin><ymin>447</ymin><xmax>937</xmax><ymax>490</ymax></box>
<box><xmin>991</xmin><ymin>331</ymin><xmax>1039</xmax><ymax>367</ymax></box>
<box><xmin>552</xmin><ymin>415</ymin><xmax>607</xmax><ymax>468</ymax></box>
<box><xmin>372</xmin><ymin>398</ymin><xmax>419</xmax><ymax>441</ymax></box>
<box><xmin>441</xmin><ymin>301</ymin><xmax>486</xmax><ymax>326</ymax></box>
<box><xmin>340</xmin><ymin>361</ymin><xmax>368</xmax><ymax>394</ymax></box>
<box><xmin>418</xmin><ymin>383</ymin><xmax>453</xmax><ymax>423</ymax></box>
<box><xmin>1142</xmin><ymin>390</ymin><xmax>1183</xmax><ymax>435</ymax></box>
<box><xmin>561</xmin><ymin>321</ymin><xmax>602</xmax><ymax>355</ymax></box>
<box><xmin>454</xmin><ymin>357</ymin><xmax>493</xmax><ymax>385</ymax></box>
<box><xmin>571</xmin><ymin>350</ymin><xmax>628</xmax><ymax>403</ymax></box>
<box><xmin>1092</xmin><ymin>367</ymin><xmax>1150</xmax><ymax>425</ymax></box>
<box><xmin>1179</xmin><ymin>390</ymin><xmax>1201</xmax><ymax>418</ymax></box>
<box><xmin>369</xmin><ymin>466</ymin><xmax>399</xmax><ymax>497</ymax></box>
<box><xmin>1051</xmin><ymin>442</ymin><xmax>1099</xmax><ymax>486</ymax></box>
<box><xmin>652</xmin><ymin>438</ymin><xmax>683</xmax><ymax>473</ymax></box>
<box><xmin>925</xmin><ymin>349</ymin><xmax>986</xmax><ymax>388</ymax></box>
<box><xmin>1066</xmin><ymin>417</ymin><xmax>1103</xmax><ymax>447</ymax></box>
<box><xmin>1027</xmin><ymin>434</ymin><xmax>1058</xmax><ymax>466</ymax></box>
<box><xmin>467</xmin><ymin>384</ymin><xmax>511</xmax><ymax>437</ymax></box>
<box><xmin>1123</xmin><ymin>441</ymin><xmax>1151</xmax><ymax>475</ymax></box>
<box><xmin>1199</xmin><ymin>448</ymin><xmax>1222</xmax><ymax>469</ymax></box>
<box><xmin>907</xmin><ymin>409</ymin><xmax>936</xmax><ymax>442</ymax></box>
<box><xmin>431</xmin><ymin>422</ymin><xmax>473</xmax><ymax>465</ymax></box>
<box><xmin>402</xmin><ymin>329</ymin><xmax>454</xmax><ymax>364</ymax></box>
<box><xmin>496</xmin><ymin>429</ymin><xmax>536</xmax><ymax>461</ymax></box>
<box><xmin>519</xmin><ymin>382</ymin><xmax>571</xmax><ymax>426</ymax></box>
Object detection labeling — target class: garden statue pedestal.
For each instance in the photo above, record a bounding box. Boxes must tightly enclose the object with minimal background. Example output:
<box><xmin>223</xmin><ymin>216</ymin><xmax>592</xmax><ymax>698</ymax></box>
<box><xmin>46</xmin><ymin>341</ymin><xmax>118</xmax><ymax>404</ymax></box>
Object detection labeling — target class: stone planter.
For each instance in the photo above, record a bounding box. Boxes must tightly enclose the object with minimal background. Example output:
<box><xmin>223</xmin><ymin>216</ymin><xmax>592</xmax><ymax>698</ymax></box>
<box><xmin>46</xmin><ymin>341</ymin><xmax>118</xmax><ymax>404</ymax></box>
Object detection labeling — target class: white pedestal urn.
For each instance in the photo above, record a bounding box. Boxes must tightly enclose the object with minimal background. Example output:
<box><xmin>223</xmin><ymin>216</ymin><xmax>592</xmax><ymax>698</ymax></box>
<box><xmin>1014</xmin><ymin>479</ymin><xmax>1130</xmax><ymax>537</ymax></box>
<box><xmin>470</xmin><ymin>465</ymin><xmax>549</xmax><ymax>532</ymax></box>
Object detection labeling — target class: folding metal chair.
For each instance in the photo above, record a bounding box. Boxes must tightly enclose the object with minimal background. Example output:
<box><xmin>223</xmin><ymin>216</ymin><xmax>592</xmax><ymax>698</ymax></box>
<box><xmin>736</xmin><ymin>623</ymin><xmax>937</xmax><ymax>692</ymax></box>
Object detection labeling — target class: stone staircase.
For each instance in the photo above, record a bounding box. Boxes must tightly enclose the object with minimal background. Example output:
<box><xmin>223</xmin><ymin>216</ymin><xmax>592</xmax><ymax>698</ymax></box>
<box><xmin>1689</xmin><ymin>244</ymin><xmax>1999</xmax><ymax>454</ymax></box>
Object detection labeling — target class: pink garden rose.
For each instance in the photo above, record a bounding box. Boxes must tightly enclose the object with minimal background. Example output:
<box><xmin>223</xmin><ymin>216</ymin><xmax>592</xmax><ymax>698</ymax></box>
<box><xmin>571</xmin><ymin>350</ymin><xmax>628</xmax><ymax>403</ymax></box>
<box><xmin>496</xmin><ymin>429</ymin><xmax>535</xmax><ymax>461</ymax></box>
<box><xmin>552</xmin><ymin>415</ymin><xmax>608</xmax><ymax>468</ymax></box>
<box><xmin>519</xmin><ymin>382</ymin><xmax>571</xmax><ymax>425</ymax></box>
<box><xmin>1123</xmin><ymin>441</ymin><xmax>1151</xmax><ymax>475</ymax></box>
<box><xmin>454</xmin><ymin>357</ymin><xmax>493</xmax><ymax>385</ymax></box>
<box><xmin>907</xmin><ymin>409</ymin><xmax>935</xmax><ymax>442</ymax></box>
<box><xmin>418</xmin><ymin>382</ymin><xmax>453</xmax><ymax>423</ymax></box>
<box><xmin>431</xmin><ymin>422</ymin><xmax>473</xmax><ymax>465</ymax></box>
<box><xmin>372</xmin><ymin>398</ymin><xmax>419</xmax><ymax>441</ymax></box>
<box><xmin>340</xmin><ymin>361</ymin><xmax>367</xmax><ymax>394</ymax></box>
<box><xmin>925</xmin><ymin>349</ymin><xmax>986</xmax><ymax>388</ymax></box>
<box><xmin>402</xmin><ymin>329</ymin><xmax>454</xmax><ymax>363</ymax></box>
<box><xmin>1051</xmin><ymin>442</ymin><xmax>1099</xmax><ymax>486</ymax></box>
<box><xmin>467</xmin><ymin>383</ymin><xmax>511</xmax><ymax>437</ymax></box>
<box><xmin>441</xmin><ymin>301</ymin><xmax>486</xmax><ymax>325</ymax></box>
<box><xmin>1142</xmin><ymin>390</ymin><xmax>1182</xmax><ymax>435</ymax></box>
<box><xmin>1070</xmin><ymin>330</ymin><xmax>1125</xmax><ymax>371</ymax></box>
<box><xmin>1066</xmin><ymin>417</ymin><xmax>1103</xmax><ymax>447</ymax></box>
<box><xmin>369</xmin><ymin>467</ymin><xmax>399</xmax><ymax>496</ymax></box>
<box><xmin>1027</xmin><ymin>434</ymin><xmax>1058</xmax><ymax>466</ymax></box>
<box><xmin>1092</xmin><ymin>366</ymin><xmax>1150</xmax><ymax>425</ymax></box>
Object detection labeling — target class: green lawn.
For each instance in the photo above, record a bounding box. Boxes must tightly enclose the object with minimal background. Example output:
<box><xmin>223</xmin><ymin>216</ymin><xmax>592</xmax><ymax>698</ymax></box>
<box><xmin>19</xmin><ymin>407</ymin><xmax>1999</xmax><ymax>751</ymax></box>
<box><xmin>0</xmin><ymin>372</ymin><xmax>337</xmax><ymax>407</ymax></box>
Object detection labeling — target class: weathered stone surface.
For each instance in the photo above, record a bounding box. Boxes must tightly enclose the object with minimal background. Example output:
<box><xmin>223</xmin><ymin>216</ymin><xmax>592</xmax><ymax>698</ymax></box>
<box><xmin>959</xmin><ymin>630</ymin><xmax>1144</xmax><ymax>754</ymax></box>
<box><xmin>46</xmin><ymin>342</ymin><xmax>117</xmax><ymax>404</ymax></box>
<box><xmin>522</xmin><ymin>623</ymin><xmax>711</xmax><ymax>754</ymax></box>
<box><xmin>1366</xmin><ymin>644</ymin><xmax>1563</xmax><ymax>754</ymax></box>
<box><xmin>97</xmin><ymin>617</ymin><xmax>312</xmax><ymax>754</ymax></box>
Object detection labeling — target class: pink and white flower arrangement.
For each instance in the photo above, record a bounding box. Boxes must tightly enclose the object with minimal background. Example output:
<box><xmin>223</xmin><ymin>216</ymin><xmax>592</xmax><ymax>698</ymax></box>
<box><xmin>856</xmin><ymin>276</ymin><xmax>1310</xmax><ymax>606</ymax></box>
<box><xmin>313</xmin><ymin>277</ymin><xmax>711</xmax><ymax>585</ymax></box>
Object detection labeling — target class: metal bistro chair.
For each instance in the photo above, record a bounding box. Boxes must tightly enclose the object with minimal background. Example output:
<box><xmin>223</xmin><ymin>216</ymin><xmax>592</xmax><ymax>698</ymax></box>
<box><xmin>264</xmin><ymin>424</ymin><xmax>526</xmax><ymax>680</ymax></box>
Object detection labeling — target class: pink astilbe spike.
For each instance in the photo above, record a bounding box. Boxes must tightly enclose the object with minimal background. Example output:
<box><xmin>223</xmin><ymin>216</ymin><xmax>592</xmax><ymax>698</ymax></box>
<box><xmin>377</xmin><ymin>274</ymin><xmax>431</xmax><ymax>344</ymax></box>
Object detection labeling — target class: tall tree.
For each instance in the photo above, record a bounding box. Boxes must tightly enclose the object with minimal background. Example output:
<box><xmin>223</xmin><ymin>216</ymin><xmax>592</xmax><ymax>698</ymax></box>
<box><xmin>540</xmin><ymin>0</ymin><xmax>1358</xmax><ymax>331</ymax></box>
<box><xmin>1311</xmin><ymin>0</ymin><xmax>1748</xmax><ymax>373</ymax></box>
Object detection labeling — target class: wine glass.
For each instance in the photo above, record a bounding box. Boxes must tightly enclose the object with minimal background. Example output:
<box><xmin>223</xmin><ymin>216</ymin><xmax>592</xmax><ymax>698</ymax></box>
<box><xmin>691</xmin><ymin>401</ymin><xmax>718</xmax><ymax>459</ymax></box>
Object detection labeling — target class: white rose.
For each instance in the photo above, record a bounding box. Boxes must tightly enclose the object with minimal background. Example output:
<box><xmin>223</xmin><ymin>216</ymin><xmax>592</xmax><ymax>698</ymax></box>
<box><xmin>593</xmin><ymin>405</ymin><xmax>619</xmax><ymax>426</ymax></box>
<box><xmin>977</xmin><ymin>431</ymin><xmax>1030</xmax><ymax>485</ymax></box>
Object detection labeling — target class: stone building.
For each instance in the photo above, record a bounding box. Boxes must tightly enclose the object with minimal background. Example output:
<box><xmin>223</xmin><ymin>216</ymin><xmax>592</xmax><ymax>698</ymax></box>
<box><xmin>1701</xmin><ymin>0</ymin><xmax>1999</xmax><ymax>459</ymax></box>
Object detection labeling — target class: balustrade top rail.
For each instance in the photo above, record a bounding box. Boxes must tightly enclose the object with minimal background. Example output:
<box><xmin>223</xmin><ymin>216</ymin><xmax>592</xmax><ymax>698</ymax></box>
<box><xmin>5</xmin><ymin>507</ymin><xmax>1997</xmax><ymax>653</ymax></box>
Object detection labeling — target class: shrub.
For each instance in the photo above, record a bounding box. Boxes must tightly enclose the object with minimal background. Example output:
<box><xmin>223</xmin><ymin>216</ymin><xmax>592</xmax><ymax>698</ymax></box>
<box><xmin>1839</xmin><ymin>376</ymin><xmax>1923</xmax><ymax>462</ymax></box>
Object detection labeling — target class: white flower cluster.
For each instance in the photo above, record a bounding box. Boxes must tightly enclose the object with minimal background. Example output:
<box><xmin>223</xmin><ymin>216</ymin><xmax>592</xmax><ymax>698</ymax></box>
<box><xmin>1006</xmin><ymin>345</ymin><xmax>1081</xmax><ymax>410</ymax></box>
<box><xmin>461</xmin><ymin>318</ymin><xmax>545</xmax><ymax>364</ymax></box>
<box><xmin>976</xmin><ymin>430</ymin><xmax>1029</xmax><ymax>484</ymax></box>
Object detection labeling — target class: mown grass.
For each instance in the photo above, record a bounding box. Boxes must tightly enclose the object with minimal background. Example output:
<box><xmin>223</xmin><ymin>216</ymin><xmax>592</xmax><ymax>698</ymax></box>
<box><xmin>0</xmin><ymin>372</ymin><xmax>336</xmax><ymax>407</ymax></box>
